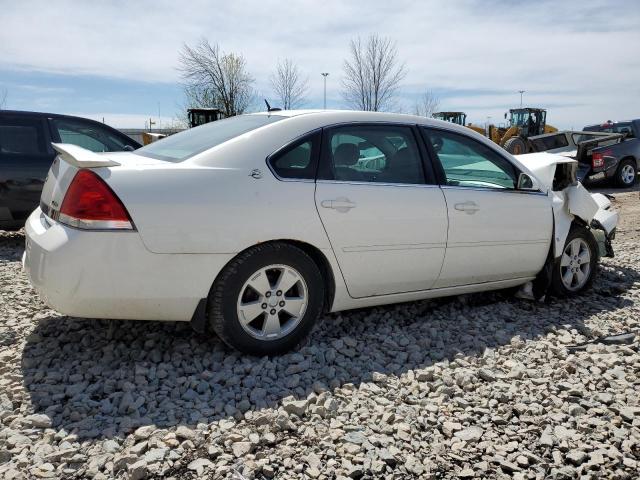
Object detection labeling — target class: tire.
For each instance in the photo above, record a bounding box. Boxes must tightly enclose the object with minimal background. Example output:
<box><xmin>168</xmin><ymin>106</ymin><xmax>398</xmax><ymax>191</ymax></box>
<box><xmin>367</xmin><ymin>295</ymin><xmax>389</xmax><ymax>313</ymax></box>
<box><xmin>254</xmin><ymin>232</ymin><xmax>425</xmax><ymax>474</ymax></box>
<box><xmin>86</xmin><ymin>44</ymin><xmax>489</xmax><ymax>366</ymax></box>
<box><xmin>504</xmin><ymin>136</ymin><xmax>527</xmax><ymax>155</ymax></box>
<box><xmin>614</xmin><ymin>158</ymin><xmax>637</xmax><ymax>188</ymax></box>
<box><xmin>208</xmin><ymin>242</ymin><xmax>325</xmax><ymax>355</ymax></box>
<box><xmin>550</xmin><ymin>226</ymin><xmax>598</xmax><ymax>297</ymax></box>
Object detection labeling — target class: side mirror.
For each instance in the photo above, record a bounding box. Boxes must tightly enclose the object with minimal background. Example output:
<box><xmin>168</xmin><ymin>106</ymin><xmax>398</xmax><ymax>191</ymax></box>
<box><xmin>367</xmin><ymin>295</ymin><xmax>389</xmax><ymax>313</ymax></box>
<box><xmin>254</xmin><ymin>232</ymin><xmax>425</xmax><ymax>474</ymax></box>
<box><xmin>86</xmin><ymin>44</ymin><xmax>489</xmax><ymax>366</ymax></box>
<box><xmin>123</xmin><ymin>145</ymin><xmax>135</xmax><ymax>152</ymax></box>
<box><xmin>504</xmin><ymin>112</ymin><xmax>508</xmax><ymax>119</ymax></box>
<box><xmin>517</xmin><ymin>172</ymin><xmax>540</xmax><ymax>191</ymax></box>
<box><xmin>431</xmin><ymin>136</ymin><xmax>443</xmax><ymax>152</ymax></box>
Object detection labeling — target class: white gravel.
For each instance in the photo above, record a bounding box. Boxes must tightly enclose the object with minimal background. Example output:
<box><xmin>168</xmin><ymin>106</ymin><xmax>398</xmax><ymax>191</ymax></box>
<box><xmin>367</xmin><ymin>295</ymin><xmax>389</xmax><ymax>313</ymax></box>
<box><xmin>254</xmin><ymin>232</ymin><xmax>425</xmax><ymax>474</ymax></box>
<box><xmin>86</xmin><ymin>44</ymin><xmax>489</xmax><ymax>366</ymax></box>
<box><xmin>0</xmin><ymin>191</ymin><xmax>639</xmax><ymax>479</ymax></box>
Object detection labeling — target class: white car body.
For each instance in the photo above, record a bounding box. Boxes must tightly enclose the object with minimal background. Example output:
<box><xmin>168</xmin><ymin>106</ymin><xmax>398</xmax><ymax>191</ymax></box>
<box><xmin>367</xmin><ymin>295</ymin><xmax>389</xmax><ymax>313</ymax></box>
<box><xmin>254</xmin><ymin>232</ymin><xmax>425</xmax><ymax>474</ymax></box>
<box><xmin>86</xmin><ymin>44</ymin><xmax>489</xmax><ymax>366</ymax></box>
<box><xmin>23</xmin><ymin>110</ymin><xmax>617</xmax><ymax>327</ymax></box>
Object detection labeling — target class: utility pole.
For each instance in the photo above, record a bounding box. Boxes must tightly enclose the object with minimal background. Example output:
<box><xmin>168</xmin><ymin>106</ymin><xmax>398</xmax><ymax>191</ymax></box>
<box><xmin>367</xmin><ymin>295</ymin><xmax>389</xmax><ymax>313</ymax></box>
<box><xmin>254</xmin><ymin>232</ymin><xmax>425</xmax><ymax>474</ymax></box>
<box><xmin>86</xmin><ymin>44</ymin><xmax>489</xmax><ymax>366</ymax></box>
<box><xmin>518</xmin><ymin>90</ymin><xmax>525</xmax><ymax>107</ymax></box>
<box><xmin>321</xmin><ymin>73</ymin><xmax>329</xmax><ymax>109</ymax></box>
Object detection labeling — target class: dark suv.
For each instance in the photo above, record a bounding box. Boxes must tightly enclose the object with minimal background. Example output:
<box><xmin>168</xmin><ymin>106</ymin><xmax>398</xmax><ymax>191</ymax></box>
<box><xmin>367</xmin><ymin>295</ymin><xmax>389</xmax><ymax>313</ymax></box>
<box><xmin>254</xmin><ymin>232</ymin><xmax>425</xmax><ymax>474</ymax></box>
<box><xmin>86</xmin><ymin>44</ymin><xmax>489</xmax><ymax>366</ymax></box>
<box><xmin>582</xmin><ymin>119</ymin><xmax>640</xmax><ymax>187</ymax></box>
<box><xmin>0</xmin><ymin>110</ymin><xmax>141</xmax><ymax>229</ymax></box>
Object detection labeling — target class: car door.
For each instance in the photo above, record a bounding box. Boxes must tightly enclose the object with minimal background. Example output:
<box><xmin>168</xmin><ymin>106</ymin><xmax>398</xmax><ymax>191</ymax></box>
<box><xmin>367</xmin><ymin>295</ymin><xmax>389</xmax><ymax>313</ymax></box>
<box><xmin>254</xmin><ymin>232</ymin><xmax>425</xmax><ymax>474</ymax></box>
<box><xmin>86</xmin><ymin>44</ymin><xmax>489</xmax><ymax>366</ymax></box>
<box><xmin>315</xmin><ymin>123</ymin><xmax>448</xmax><ymax>298</ymax></box>
<box><xmin>0</xmin><ymin>114</ymin><xmax>55</xmax><ymax>225</ymax></box>
<box><xmin>421</xmin><ymin>127</ymin><xmax>552</xmax><ymax>288</ymax></box>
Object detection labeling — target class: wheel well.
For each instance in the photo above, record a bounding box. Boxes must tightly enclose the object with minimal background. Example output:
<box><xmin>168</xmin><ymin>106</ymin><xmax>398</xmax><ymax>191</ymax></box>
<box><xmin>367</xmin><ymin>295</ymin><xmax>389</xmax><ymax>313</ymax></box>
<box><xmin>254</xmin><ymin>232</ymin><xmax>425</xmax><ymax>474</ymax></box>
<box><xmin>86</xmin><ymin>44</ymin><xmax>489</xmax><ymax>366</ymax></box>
<box><xmin>210</xmin><ymin>240</ymin><xmax>336</xmax><ymax>313</ymax></box>
<box><xmin>619</xmin><ymin>156</ymin><xmax>638</xmax><ymax>168</ymax></box>
<box><xmin>278</xmin><ymin>239</ymin><xmax>336</xmax><ymax>313</ymax></box>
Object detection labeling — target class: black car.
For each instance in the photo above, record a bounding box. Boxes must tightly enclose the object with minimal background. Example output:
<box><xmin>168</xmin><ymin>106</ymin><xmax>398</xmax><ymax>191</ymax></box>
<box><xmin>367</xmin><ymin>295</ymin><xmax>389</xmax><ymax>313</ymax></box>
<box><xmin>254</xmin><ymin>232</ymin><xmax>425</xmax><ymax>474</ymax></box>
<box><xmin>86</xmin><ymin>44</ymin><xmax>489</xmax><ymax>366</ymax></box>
<box><xmin>582</xmin><ymin>119</ymin><xmax>640</xmax><ymax>187</ymax></box>
<box><xmin>0</xmin><ymin>110</ymin><xmax>141</xmax><ymax>230</ymax></box>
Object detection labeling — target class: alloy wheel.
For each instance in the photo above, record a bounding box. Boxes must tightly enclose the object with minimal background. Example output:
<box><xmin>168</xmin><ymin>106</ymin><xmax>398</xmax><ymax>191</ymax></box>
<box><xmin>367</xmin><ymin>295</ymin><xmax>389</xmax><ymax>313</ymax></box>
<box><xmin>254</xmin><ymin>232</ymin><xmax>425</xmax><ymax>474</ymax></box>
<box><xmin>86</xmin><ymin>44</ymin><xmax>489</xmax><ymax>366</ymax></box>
<box><xmin>560</xmin><ymin>238</ymin><xmax>592</xmax><ymax>291</ymax></box>
<box><xmin>236</xmin><ymin>264</ymin><xmax>308</xmax><ymax>340</ymax></box>
<box><xmin>621</xmin><ymin>164</ymin><xmax>635</xmax><ymax>185</ymax></box>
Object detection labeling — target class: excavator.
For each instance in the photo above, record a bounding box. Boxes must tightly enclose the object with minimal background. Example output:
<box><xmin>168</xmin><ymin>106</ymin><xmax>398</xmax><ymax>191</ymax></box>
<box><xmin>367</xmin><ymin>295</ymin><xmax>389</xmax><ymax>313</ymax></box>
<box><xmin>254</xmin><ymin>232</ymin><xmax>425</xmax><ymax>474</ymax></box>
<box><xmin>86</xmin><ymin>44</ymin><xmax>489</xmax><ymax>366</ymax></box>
<box><xmin>433</xmin><ymin>111</ymin><xmax>486</xmax><ymax>135</ymax></box>
<box><xmin>434</xmin><ymin>108</ymin><xmax>558</xmax><ymax>155</ymax></box>
<box><xmin>488</xmin><ymin>108</ymin><xmax>558</xmax><ymax>154</ymax></box>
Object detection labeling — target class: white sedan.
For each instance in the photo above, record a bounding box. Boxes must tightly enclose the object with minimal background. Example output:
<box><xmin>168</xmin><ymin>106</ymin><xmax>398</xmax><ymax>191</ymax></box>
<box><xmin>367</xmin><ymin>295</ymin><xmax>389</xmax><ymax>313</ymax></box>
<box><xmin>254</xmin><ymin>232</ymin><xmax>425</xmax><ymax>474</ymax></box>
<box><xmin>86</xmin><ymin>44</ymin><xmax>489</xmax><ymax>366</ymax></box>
<box><xmin>23</xmin><ymin>111</ymin><xmax>618</xmax><ymax>355</ymax></box>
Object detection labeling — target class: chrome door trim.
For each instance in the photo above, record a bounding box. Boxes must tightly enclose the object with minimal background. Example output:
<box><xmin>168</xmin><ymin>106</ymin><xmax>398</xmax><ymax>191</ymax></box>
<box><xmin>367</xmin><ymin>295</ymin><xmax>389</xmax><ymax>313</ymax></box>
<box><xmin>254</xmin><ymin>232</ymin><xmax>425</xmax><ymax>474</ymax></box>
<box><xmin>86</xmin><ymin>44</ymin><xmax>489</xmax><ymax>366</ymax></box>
<box><xmin>440</xmin><ymin>185</ymin><xmax>548</xmax><ymax>196</ymax></box>
<box><xmin>315</xmin><ymin>179</ymin><xmax>442</xmax><ymax>189</ymax></box>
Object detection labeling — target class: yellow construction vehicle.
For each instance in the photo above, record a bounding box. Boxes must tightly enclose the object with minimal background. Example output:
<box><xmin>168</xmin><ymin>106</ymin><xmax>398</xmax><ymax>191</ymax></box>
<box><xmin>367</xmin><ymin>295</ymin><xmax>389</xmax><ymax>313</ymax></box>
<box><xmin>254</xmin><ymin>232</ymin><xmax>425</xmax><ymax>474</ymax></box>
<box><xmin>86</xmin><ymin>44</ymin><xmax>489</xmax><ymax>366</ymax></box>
<box><xmin>488</xmin><ymin>108</ymin><xmax>558</xmax><ymax>154</ymax></box>
<box><xmin>433</xmin><ymin>111</ymin><xmax>486</xmax><ymax>136</ymax></box>
<box><xmin>188</xmin><ymin>108</ymin><xmax>223</xmax><ymax>128</ymax></box>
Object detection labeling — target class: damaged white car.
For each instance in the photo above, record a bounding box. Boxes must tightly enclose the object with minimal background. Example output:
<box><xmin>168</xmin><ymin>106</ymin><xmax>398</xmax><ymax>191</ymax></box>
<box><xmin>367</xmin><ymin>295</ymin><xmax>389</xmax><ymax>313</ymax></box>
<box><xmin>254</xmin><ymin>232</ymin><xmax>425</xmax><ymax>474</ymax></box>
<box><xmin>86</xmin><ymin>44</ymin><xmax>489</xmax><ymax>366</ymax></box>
<box><xmin>23</xmin><ymin>111</ymin><xmax>617</xmax><ymax>355</ymax></box>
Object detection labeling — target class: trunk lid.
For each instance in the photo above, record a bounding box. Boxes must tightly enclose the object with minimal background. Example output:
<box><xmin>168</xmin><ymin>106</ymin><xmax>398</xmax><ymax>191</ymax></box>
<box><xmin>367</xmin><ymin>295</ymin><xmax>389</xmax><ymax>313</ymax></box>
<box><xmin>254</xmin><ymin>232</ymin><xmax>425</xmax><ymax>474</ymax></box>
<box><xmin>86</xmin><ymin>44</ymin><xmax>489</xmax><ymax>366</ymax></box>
<box><xmin>40</xmin><ymin>143</ymin><xmax>165</xmax><ymax>220</ymax></box>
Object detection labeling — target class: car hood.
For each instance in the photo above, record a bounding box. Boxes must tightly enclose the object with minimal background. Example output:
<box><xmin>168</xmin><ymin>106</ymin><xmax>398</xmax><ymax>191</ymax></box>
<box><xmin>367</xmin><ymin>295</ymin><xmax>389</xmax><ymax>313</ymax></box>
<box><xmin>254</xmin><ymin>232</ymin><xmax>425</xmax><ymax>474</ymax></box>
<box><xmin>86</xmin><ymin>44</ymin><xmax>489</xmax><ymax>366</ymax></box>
<box><xmin>515</xmin><ymin>152</ymin><xmax>577</xmax><ymax>190</ymax></box>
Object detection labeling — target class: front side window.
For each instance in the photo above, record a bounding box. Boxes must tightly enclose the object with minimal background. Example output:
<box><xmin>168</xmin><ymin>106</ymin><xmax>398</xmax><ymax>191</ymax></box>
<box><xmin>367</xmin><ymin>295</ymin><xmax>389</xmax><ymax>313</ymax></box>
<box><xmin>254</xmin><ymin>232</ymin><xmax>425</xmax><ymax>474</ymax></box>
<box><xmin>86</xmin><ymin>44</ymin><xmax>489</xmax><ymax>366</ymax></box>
<box><xmin>423</xmin><ymin>128</ymin><xmax>517</xmax><ymax>189</ymax></box>
<box><xmin>320</xmin><ymin>125</ymin><xmax>425</xmax><ymax>184</ymax></box>
<box><xmin>268</xmin><ymin>132</ymin><xmax>319</xmax><ymax>179</ymax></box>
<box><xmin>0</xmin><ymin>118</ymin><xmax>47</xmax><ymax>155</ymax></box>
<box><xmin>137</xmin><ymin>114</ymin><xmax>284</xmax><ymax>162</ymax></box>
<box><xmin>53</xmin><ymin>118</ymin><xmax>131</xmax><ymax>153</ymax></box>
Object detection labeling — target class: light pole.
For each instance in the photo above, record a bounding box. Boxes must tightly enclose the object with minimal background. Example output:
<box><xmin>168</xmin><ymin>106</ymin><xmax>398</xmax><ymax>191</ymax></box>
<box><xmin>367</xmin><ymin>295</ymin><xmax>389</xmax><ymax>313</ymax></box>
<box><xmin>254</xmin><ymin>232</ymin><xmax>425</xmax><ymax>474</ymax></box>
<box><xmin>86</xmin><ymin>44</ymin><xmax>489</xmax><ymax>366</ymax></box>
<box><xmin>518</xmin><ymin>90</ymin><xmax>525</xmax><ymax>107</ymax></box>
<box><xmin>321</xmin><ymin>72</ymin><xmax>329</xmax><ymax>109</ymax></box>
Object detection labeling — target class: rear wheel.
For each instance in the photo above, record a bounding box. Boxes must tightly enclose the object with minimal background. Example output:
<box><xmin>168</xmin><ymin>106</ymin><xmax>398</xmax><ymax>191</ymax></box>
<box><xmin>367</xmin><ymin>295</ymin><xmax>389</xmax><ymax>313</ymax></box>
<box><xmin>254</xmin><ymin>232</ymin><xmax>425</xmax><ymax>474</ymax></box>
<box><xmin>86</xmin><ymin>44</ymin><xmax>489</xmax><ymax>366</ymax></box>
<box><xmin>550</xmin><ymin>226</ymin><xmax>598</xmax><ymax>297</ymax></box>
<box><xmin>614</xmin><ymin>158</ymin><xmax>637</xmax><ymax>187</ymax></box>
<box><xmin>208</xmin><ymin>243</ymin><xmax>324</xmax><ymax>355</ymax></box>
<box><xmin>504</xmin><ymin>136</ymin><xmax>527</xmax><ymax>155</ymax></box>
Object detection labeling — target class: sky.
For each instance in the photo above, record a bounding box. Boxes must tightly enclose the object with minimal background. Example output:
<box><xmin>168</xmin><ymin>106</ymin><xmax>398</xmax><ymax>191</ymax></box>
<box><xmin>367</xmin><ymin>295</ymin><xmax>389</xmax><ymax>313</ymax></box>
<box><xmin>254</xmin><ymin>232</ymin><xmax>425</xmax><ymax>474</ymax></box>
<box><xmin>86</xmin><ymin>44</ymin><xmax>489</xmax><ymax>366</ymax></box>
<box><xmin>1</xmin><ymin>0</ymin><xmax>639</xmax><ymax>129</ymax></box>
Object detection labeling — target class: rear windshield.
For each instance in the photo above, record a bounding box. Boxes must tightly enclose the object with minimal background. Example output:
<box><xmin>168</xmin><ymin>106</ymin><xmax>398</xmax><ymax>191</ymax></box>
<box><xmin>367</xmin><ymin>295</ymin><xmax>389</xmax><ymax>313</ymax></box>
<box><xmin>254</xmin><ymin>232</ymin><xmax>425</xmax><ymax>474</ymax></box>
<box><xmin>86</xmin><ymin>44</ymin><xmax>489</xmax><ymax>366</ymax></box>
<box><xmin>583</xmin><ymin>122</ymin><xmax>635</xmax><ymax>138</ymax></box>
<box><xmin>137</xmin><ymin>114</ymin><xmax>284</xmax><ymax>162</ymax></box>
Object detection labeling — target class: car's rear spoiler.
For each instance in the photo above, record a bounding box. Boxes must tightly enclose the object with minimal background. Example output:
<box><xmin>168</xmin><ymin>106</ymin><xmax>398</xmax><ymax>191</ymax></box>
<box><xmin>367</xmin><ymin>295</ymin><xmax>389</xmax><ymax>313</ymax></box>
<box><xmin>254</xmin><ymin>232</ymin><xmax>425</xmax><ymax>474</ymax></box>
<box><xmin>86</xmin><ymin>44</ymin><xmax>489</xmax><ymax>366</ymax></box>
<box><xmin>52</xmin><ymin>143</ymin><xmax>121</xmax><ymax>168</ymax></box>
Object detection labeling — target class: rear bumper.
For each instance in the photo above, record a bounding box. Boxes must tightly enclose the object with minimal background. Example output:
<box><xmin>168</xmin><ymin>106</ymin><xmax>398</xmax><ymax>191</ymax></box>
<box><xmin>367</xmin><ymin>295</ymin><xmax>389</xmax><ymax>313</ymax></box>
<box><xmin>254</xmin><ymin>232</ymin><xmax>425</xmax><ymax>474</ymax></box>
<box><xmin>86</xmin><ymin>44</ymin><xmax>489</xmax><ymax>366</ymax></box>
<box><xmin>578</xmin><ymin>159</ymin><xmax>620</xmax><ymax>183</ymax></box>
<box><xmin>578</xmin><ymin>165</ymin><xmax>608</xmax><ymax>183</ymax></box>
<box><xmin>24</xmin><ymin>208</ymin><xmax>233</xmax><ymax>321</ymax></box>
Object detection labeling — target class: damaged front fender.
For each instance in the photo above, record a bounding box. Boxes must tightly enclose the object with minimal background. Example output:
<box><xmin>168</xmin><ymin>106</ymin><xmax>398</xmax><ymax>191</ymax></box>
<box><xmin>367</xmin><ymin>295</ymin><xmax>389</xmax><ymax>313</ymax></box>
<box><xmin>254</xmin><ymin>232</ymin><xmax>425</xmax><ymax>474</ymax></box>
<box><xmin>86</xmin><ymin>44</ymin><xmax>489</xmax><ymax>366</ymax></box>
<box><xmin>517</xmin><ymin>153</ymin><xmax>618</xmax><ymax>259</ymax></box>
<box><xmin>551</xmin><ymin>183</ymin><xmax>617</xmax><ymax>259</ymax></box>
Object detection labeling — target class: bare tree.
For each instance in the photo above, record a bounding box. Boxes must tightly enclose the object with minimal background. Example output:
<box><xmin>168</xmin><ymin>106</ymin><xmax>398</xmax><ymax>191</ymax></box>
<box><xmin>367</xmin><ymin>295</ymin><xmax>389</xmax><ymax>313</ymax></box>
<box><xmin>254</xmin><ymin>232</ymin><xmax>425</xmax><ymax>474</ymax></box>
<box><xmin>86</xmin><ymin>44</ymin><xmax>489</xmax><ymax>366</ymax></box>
<box><xmin>0</xmin><ymin>87</ymin><xmax>7</xmax><ymax>109</ymax></box>
<box><xmin>414</xmin><ymin>90</ymin><xmax>440</xmax><ymax>117</ymax></box>
<box><xmin>270</xmin><ymin>59</ymin><xmax>308</xmax><ymax>109</ymax></box>
<box><xmin>179</xmin><ymin>39</ymin><xmax>254</xmax><ymax>117</ymax></box>
<box><xmin>341</xmin><ymin>34</ymin><xmax>406</xmax><ymax>111</ymax></box>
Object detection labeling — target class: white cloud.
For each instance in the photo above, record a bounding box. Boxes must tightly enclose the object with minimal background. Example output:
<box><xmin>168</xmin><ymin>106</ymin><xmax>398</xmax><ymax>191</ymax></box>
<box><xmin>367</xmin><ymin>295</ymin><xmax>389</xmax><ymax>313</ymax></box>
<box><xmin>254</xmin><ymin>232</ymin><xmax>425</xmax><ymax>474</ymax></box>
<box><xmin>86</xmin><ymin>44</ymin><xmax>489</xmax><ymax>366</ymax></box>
<box><xmin>1</xmin><ymin>0</ymin><xmax>639</xmax><ymax>128</ymax></box>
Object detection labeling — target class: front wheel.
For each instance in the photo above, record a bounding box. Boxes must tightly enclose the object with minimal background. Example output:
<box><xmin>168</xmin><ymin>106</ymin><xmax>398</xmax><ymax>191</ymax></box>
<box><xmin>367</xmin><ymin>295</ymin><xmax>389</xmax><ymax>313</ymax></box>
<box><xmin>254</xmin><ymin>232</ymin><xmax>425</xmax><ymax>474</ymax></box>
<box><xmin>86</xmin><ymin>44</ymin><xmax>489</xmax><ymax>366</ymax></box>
<box><xmin>615</xmin><ymin>159</ymin><xmax>637</xmax><ymax>187</ymax></box>
<box><xmin>208</xmin><ymin>243</ymin><xmax>325</xmax><ymax>355</ymax></box>
<box><xmin>550</xmin><ymin>226</ymin><xmax>598</xmax><ymax>297</ymax></box>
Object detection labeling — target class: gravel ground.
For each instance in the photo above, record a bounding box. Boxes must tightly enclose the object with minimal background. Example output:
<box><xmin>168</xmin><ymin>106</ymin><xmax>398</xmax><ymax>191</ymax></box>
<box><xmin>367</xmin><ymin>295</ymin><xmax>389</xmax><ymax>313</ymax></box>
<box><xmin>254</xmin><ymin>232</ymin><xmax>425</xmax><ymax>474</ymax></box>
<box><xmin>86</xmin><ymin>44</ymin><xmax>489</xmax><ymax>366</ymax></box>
<box><xmin>0</xmin><ymin>191</ymin><xmax>639</xmax><ymax>479</ymax></box>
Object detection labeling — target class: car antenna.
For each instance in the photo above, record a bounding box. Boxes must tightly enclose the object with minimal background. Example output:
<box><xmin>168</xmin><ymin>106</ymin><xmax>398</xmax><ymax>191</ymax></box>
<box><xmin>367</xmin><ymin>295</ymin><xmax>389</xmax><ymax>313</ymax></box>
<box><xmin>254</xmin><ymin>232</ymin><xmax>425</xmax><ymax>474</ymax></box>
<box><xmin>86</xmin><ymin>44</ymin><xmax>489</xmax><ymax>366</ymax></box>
<box><xmin>264</xmin><ymin>99</ymin><xmax>282</xmax><ymax>113</ymax></box>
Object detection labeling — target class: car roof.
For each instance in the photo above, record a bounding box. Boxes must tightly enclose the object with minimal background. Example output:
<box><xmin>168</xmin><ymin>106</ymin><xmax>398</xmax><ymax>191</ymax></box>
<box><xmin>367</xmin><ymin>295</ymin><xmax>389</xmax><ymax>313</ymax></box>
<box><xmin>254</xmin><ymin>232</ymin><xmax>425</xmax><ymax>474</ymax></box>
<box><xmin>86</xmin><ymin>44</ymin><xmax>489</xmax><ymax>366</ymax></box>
<box><xmin>0</xmin><ymin>109</ymin><xmax>103</xmax><ymax>121</ymax></box>
<box><xmin>584</xmin><ymin>120</ymin><xmax>638</xmax><ymax>127</ymax></box>
<box><xmin>249</xmin><ymin>109</ymin><xmax>461</xmax><ymax>127</ymax></box>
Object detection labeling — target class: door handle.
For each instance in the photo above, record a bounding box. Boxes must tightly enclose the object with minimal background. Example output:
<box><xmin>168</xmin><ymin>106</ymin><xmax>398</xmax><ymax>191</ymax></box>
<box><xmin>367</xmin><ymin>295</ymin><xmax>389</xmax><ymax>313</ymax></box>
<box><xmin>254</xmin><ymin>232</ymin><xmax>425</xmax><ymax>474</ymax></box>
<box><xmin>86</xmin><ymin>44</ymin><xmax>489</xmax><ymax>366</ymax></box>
<box><xmin>454</xmin><ymin>201</ymin><xmax>480</xmax><ymax>214</ymax></box>
<box><xmin>320</xmin><ymin>198</ymin><xmax>356</xmax><ymax>212</ymax></box>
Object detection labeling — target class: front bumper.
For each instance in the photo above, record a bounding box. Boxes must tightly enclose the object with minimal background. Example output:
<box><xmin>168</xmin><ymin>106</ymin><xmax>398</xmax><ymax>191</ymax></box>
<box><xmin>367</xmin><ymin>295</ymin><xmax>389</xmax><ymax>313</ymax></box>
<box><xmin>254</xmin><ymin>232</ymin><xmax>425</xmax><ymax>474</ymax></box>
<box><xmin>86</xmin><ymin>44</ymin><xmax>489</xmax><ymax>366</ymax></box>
<box><xmin>24</xmin><ymin>208</ymin><xmax>233</xmax><ymax>321</ymax></box>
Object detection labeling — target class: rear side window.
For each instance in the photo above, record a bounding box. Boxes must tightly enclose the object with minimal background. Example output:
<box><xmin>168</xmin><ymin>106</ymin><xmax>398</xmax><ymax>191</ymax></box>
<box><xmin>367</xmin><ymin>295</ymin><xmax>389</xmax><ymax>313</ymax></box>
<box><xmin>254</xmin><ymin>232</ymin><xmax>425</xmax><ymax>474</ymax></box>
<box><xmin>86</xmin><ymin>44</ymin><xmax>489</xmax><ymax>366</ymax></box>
<box><xmin>319</xmin><ymin>125</ymin><xmax>426</xmax><ymax>184</ymax></box>
<box><xmin>137</xmin><ymin>114</ymin><xmax>285</xmax><ymax>162</ymax></box>
<box><xmin>584</xmin><ymin>122</ymin><xmax>635</xmax><ymax>138</ymax></box>
<box><xmin>268</xmin><ymin>131</ymin><xmax>320</xmax><ymax>180</ymax></box>
<box><xmin>53</xmin><ymin>118</ymin><xmax>132</xmax><ymax>153</ymax></box>
<box><xmin>0</xmin><ymin>118</ymin><xmax>47</xmax><ymax>155</ymax></box>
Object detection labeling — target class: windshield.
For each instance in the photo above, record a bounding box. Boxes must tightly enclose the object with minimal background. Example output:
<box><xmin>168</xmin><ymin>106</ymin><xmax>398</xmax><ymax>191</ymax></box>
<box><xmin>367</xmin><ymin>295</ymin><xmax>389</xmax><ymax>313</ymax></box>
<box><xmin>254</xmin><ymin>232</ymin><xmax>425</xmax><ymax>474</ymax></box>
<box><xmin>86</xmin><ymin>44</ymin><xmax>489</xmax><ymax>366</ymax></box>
<box><xmin>510</xmin><ymin>110</ymin><xmax>529</xmax><ymax>127</ymax></box>
<box><xmin>137</xmin><ymin>114</ymin><xmax>284</xmax><ymax>162</ymax></box>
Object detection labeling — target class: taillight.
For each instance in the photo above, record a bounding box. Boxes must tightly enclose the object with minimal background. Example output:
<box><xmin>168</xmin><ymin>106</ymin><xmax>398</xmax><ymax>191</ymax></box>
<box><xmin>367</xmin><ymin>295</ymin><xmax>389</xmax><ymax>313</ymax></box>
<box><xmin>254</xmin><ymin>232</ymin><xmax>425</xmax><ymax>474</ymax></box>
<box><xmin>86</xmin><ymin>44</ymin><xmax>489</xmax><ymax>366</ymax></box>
<box><xmin>59</xmin><ymin>170</ymin><xmax>133</xmax><ymax>230</ymax></box>
<box><xmin>592</xmin><ymin>149</ymin><xmax>612</xmax><ymax>169</ymax></box>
